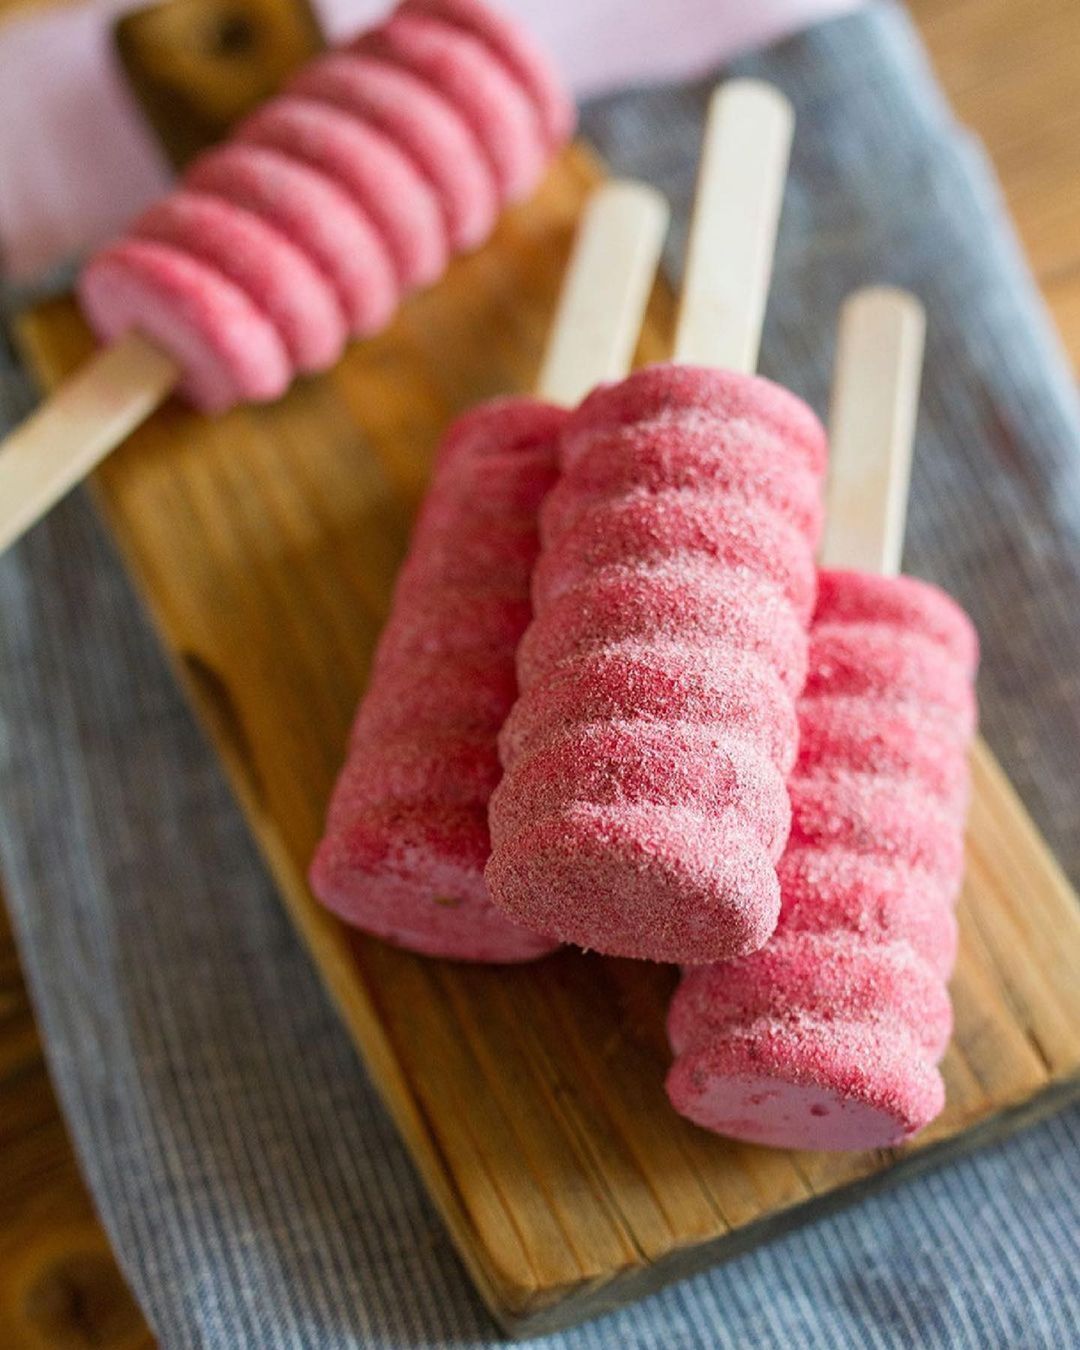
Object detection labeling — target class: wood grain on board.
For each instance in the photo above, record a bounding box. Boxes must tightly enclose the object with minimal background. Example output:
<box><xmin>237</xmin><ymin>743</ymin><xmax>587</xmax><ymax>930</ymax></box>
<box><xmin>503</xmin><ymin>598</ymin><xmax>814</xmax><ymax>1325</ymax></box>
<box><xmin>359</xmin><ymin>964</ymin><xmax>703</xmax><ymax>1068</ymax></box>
<box><xmin>15</xmin><ymin>139</ymin><xmax>1080</xmax><ymax>1333</ymax></box>
<box><xmin>2</xmin><ymin>0</ymin><xmax>1080</xmax><ymax>1343</ymax></box>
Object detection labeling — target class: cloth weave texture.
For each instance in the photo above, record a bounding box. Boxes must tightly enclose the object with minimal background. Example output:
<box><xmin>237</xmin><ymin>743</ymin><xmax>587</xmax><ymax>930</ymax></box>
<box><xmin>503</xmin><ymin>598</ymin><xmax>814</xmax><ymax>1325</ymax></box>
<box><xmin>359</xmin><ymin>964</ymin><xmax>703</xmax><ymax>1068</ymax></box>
<box><xmin>1</xmin><ymin>5</ymin><xmax>1078</xmax><ymax>1345</ymax></box>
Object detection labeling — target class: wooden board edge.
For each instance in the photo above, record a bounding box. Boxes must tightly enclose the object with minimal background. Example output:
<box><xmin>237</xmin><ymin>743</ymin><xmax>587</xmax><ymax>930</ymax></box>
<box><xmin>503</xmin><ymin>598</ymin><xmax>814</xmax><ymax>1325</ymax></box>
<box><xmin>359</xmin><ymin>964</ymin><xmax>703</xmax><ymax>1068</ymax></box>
<box><xmin>970</xmin><ymin>738</ymin><xmax>1080</xmax><ymax>928</ymax></box>
<box><xmin>501</xmin><ymin>1071</ymin><xmax>1080</xmax><ymax>1337</ymax></box>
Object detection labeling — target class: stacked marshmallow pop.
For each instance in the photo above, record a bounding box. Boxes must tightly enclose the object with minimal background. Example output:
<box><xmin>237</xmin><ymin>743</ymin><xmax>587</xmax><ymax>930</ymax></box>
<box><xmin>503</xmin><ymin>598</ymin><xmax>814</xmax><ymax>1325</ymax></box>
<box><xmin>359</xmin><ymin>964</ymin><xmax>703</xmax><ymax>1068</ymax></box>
<box><xmin>311</xmin><ymin>183</ymin><xmax>669</xmax><ymax>961</ymax></box>
<box><xmin>486</xmin><ymin>83</ymin><xmax>826</xmax><ymax>965</ymax></box>
<box><xmin>667</xmin><ymin>291</ymin><xmax>978</xmax><ymax>1150</ymax></box>
<box><xmin>78</xmin><ymin>0</ymin><xmax>573</xmax><ymax>413</ymax></box>
<box><xmin>311</xmin><ymin>398</ymin><xmax>565</xmax><ymax>960</ymax></box>
<box><xmin>488</xmin><ymin>366</ymin><xmax>827</xmax><ymax>962</ymax></box>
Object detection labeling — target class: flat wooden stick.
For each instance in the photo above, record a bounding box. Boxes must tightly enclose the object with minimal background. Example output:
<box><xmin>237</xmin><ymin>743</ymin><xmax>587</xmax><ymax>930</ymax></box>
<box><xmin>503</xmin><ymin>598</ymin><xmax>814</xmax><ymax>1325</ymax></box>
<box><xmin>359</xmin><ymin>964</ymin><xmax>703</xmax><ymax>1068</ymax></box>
<box><xmin>0</xmin><ymin>333</ymin><xmax>179</xmax><ymax>554</ymax></box>
<box><xmin>821</xmin><ymin>286</ymin><xmax>927</xmax><ymax>576</ymax></box>
<box><xmin>535</xmin><ymin>180</ymin><xmax>669</xmax><ymax>406</ymax></box>
<box><xmin>673</xmin><ymin>80</ymin><xmax>794</xmax><ymax>372</ymax></box>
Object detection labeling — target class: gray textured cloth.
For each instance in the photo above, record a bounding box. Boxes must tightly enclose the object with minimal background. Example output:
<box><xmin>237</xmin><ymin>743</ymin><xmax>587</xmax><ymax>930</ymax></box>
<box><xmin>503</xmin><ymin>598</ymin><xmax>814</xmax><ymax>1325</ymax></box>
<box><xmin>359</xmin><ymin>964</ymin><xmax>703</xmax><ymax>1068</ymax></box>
<box><xmin>2</xmin><ymin>4</ymin><xmax>1079</xmax><ymax>1346</ymax></box>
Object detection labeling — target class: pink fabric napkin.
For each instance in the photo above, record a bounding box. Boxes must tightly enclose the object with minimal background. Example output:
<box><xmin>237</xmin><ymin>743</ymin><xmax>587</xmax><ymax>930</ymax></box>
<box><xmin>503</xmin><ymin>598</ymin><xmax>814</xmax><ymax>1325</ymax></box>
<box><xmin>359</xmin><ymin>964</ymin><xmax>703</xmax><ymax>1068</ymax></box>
<box><xmin>0</xmin><ymin>0</ymin><xmax>863</xmax><ymax>285</ymax></box>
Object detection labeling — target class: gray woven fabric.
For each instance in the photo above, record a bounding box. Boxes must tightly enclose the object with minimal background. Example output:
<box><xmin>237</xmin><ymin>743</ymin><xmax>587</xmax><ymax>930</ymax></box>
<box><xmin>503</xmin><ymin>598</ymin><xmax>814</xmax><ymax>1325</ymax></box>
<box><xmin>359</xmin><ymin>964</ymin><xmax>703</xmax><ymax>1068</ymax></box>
<box><xmin>1</xmin><ymin>4</ymin><xmax>1078</xmax><ymax>1345</ymax></box>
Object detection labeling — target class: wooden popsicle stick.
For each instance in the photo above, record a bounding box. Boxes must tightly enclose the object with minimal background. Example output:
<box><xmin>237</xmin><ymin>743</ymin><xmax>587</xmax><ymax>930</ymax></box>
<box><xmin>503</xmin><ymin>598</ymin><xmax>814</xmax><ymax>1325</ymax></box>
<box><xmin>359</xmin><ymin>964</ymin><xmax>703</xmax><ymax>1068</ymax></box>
<box><xmin>535</xmin><ymin>180</ymin><xmax>670</xmax><ymax>407</ymax></box>
<box><xmin>0</xmin><ymin>333</ymin><xmax>179</xmax><ymax>554</ymax></box>
<box><xmin>821</xmin><ymin>286</ymin><xmax>927</xmax><ymax>576</ymax></box>
<box><xmin>673</xmin><ymin>80</ymin><xmax>794</xmax><ymax>372</ymax></box>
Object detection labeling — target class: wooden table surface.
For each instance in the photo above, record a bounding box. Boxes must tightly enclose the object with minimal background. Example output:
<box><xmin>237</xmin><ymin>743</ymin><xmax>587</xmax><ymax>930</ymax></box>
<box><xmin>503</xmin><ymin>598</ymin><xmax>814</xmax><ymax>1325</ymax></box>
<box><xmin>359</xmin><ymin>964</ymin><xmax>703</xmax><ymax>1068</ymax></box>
<box><xmin>2</xmin><ymin>0</ymin><xmax>1078</xmax><ymax>1344</ymax></box>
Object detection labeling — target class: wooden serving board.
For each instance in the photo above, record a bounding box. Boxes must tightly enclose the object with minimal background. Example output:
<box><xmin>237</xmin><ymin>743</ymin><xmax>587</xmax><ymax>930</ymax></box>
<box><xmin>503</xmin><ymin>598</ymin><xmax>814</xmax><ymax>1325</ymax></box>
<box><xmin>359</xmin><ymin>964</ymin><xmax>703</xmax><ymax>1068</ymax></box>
<box><xmin>16</xmin><ymin>147</ymin><xmax>1080</xmax><ymax>1337</ymax></box>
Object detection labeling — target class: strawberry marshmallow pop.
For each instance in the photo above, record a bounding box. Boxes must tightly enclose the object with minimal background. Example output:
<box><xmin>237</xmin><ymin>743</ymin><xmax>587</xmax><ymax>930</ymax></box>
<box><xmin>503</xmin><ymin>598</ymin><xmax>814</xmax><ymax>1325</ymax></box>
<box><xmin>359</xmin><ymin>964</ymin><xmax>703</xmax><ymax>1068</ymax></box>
<box><xmin>0</xmin><ymin>0</ymin><xmax>574</xmax><ymax>553</ymax></box>
<box><xmin>487</xmin><ymin>82</ymin><xmax>829</xmax><ymax>964</ymax></box>
<box><xmin>666</xmin><ymin>288</ymin><xmax>978</xmax><ymax>1150</ymax></box>
<box><xmin>309</xmin><ymin>182</ymin><xmax>669</xmax><ymax>960</ymax></box>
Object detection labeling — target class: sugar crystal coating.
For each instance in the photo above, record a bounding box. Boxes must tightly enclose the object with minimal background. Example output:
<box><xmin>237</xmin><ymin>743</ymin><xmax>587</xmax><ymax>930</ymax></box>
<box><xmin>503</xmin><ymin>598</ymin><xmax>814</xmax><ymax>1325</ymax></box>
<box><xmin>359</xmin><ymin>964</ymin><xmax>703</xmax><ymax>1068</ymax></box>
<box><xmin>78</xmin><ymin>240</ymin><xmax>292</xmax><ymax>412</ymax></box>
<box><xmin>402</xmin><ymin>0</ymin><xmax>576</xmax><ymax>148</ymax></box>
<box><xmin>77</xmin><ymin>0</ymin><xmax>571</xmax><ymax>412</ymax></box>
<box><xmin>486</xmin><ymin>364</ymin><xmax>828</xmax><ymax>963</ymax></box>
<box><xmin>356</xmin><ymin>11</ymin><xmax>546</xmax><ymax>202</ymax></box>
<box><xmin>310</xmin><ymin>398</ymin><xmax>564</xmax><ymax>962</ymax></box>
<box><xmin>666</xmin><ymin>571</ymin><xmax>978</xmax><ymax>1150</ymax></box>
<box><xmin>132</xmin><ymin>191</ymin><xmax>346</xmax><ymax>374</ymax></box>
<box><xmin>290</xmin><ymin>51</ymin><xmax>499</xmax><ymax>251</ymax></box>
<box><xmin>184</xmin><ymin>143</ymin><xmax>399</xmax><ymax>338</ymax></box>
<box><xmin>235</xmin><ymin>96</ymin><xmax>449</xmax><ymax>291</ymax></box>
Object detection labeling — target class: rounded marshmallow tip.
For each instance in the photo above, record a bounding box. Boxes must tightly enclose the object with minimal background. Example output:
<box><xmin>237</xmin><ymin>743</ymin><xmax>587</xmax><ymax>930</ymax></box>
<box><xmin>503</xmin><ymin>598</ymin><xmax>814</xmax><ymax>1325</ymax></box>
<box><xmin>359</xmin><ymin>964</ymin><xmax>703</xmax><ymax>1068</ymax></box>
<box><xmin>311</xmin><ymin>397</ymin><xmax>565</xmax><ymax>962</ymax></box>
<box><xmin>665</xmin><ymin>569</ymin><xmax>977</xmax><ymax>1149</ymax></box>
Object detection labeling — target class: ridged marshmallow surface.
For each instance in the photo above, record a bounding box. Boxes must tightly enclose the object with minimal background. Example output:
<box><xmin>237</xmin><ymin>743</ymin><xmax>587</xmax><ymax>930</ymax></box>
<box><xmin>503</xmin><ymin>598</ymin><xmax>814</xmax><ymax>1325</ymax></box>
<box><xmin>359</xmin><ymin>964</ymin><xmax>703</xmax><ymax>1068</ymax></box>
<box><xmin>309</xmin><ymin>398</ymin><xmax>564</xmax><ymax>963</ymax></box>
<box><xmin>666</xmin><ymin>571</ymin><xmax>978</xmax><ymax>1150</ymax></box>
<box><xmin>486</xmin><ymin>364</ymin><xmax>828</xmax><ymax>964</ymax></box>
<box><xmin>77</xmin><ymin>0</ymin><xmax>573</xmax><ymax>413</ymax></box>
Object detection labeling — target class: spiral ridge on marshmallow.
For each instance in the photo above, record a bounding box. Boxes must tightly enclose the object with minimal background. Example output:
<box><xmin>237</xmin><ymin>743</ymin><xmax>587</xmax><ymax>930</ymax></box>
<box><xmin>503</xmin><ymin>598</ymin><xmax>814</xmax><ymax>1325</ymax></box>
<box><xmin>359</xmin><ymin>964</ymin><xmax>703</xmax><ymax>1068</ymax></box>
<box><xmin>309</xmin><ymin>398</ymin><xmax>564</xmax><ymax>962</ymax></box>
<box><xmin>77</xmin><ymin>0</ymin><xmax>573</xmax><ymax>413</ymax></box>
<box><xmin>666</xmin><ymin>571</ymin><xmax>978</xmax><ymax>1150</ymax></box>
<box><xmin>486</xmin><ymin>364</ymin><xmax>828</xmax><ymax>964</ymax></box>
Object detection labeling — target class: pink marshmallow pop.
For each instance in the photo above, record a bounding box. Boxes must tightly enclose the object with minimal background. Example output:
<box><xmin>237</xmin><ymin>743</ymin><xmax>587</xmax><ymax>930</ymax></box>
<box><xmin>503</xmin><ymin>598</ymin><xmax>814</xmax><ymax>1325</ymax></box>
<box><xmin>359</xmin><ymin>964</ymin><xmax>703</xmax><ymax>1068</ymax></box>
<box><xmin>78</xmin><ymin>0</ymin><xmax>574</xmax><ymax>415</ymax></box>
<box><xmin>488</xmin><ymin>81</ymin><xmax>828</xmax><ymax>964</ymax></box>
<box><xmin>0</xmin><ymin>0</ymin><xmax>576</xmax><ymax>557</ymax></box>
<box><xmin>666</xmin><ymin>289</ymin><xmax>979</xmax><ymax>1150</ymax></box>
<box><xmin>310</xmin><ymin>182</ymin><xmax>669</xmax><ymax>960</ymax></box>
